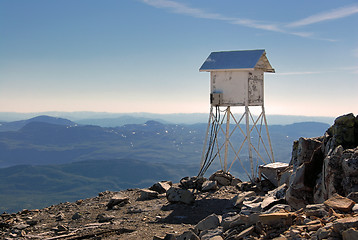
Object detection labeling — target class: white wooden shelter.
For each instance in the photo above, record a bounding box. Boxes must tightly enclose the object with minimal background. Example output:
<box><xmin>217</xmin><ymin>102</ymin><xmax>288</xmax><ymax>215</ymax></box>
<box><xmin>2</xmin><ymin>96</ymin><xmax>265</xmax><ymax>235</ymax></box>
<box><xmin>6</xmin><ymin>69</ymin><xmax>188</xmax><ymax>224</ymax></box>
<box><xmin>198</xmin><ymin>49</ymin><xmax>275</xmax><ymax>181</ymax></box>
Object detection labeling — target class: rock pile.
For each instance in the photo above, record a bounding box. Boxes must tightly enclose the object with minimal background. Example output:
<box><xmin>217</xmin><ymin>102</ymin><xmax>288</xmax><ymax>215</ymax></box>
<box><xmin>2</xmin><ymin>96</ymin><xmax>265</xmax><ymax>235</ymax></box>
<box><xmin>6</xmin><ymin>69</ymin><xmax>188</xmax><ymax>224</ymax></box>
<box><xmin>0</xmin><ymin>113</ymin><xmax>357</xmax><ymax>240</ymax></box>
<box><xmin>286</xmin><ymin>113</ymin><xmax>358</xmax><ymax>209</ymax></box>
<box><xmin>159</xmin><ymin>113</ymin><xmax>358</xmax><ymax>240</ymax></box>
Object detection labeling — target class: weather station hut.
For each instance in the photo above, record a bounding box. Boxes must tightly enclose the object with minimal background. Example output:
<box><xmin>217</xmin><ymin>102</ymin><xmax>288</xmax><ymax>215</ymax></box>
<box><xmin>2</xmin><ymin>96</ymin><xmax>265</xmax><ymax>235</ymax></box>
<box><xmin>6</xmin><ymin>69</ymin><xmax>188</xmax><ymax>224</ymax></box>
<box><xmin>198</xmin><ymin>49</ymin><xmax>275</xmax><ymax>181</ymax></box>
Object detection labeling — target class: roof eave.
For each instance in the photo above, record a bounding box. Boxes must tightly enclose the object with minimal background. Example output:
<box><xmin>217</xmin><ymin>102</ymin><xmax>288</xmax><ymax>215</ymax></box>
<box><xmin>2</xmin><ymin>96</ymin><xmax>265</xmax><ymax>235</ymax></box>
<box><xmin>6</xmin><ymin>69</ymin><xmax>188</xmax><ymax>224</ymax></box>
<box><xmin>199</xmin><ymin>68</ymin><xmax>275</xmax><ymax>73</ymax></box>
<box><xmin>199</xmin><ymin>68</ymin><xmax>255</xmax><ymax>72</ymax></box>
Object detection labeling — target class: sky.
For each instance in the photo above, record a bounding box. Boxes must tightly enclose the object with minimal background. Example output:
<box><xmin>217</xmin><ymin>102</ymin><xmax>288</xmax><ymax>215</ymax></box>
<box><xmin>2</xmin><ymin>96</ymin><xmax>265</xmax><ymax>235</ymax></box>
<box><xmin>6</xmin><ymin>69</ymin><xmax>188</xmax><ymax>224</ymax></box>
<box><xmin>0</xmin><ymin>0</ymin><xmax>357</xmax><ymax>117</ymax></box>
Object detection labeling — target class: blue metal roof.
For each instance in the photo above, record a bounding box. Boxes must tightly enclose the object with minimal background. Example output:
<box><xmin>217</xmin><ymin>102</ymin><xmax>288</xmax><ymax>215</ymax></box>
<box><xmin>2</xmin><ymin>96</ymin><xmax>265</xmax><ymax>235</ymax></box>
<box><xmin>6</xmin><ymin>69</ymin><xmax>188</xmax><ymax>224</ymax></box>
<box><xmin>199</xmin><ymin>49</ymin><xmax>269</xmax><ymax>71</ymax></box>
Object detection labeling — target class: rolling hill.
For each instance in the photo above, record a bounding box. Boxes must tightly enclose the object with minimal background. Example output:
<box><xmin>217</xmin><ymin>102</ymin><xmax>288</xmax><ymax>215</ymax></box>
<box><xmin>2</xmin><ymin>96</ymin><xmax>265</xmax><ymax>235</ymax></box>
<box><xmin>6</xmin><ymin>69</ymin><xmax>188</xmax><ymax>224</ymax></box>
<box><xmin>0</xmin><ymin>115</ymin><xmax>330</xmax><ymax>213</ymax></box>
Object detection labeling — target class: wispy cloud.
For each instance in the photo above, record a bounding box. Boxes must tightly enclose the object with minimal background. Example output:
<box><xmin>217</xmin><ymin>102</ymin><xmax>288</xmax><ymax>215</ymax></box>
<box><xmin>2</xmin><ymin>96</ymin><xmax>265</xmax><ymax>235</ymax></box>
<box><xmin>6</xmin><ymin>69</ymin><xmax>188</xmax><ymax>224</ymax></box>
<box><xmin>141</xmin><ymin>0</ymin><xmax>281</xmax><ymax>32</ymax></box>
<box><xmin>287</xmin><ymin>4</ymin><xmax>358</xmax><ymax>27</ymax></box>
<box><xmin>141</xmin><ymin>0</ymin><xmax>358</xmax><ymax>41</ymax></box>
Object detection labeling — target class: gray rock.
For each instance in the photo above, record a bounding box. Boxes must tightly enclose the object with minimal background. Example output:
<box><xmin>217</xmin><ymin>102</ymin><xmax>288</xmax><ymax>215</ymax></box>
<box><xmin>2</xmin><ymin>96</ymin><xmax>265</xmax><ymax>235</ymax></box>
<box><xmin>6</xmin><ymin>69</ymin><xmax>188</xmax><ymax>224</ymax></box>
<box><xmin>96</xmin><ymin>213</ymin><xmax>114</xmax><ymax>223</ymax></box>
<box><xmin>327</xmin><ymin>113</ymin><xmax>358</xmax><ymax>149</ymax></box>
<box><xmin>180</xmin><ymin>176</ymin><xmax>206</xmax><ymax>190</ymax></box>
<box><xmin>13</xmin><ymin>223</ymin><xmax>30</xmax><ymax>230</ymax></box>
<box><xmin>347</xmin><ymin>192</ymin><xmax>358</xmax><ymax>203</ymax></box>
<box><xmin>209</xmin><ymin>170</ymin><xmax>233</xmax><ymax>186</ymax></box>
<box><xmin>342</xmin><ymin>151</ymin><xmax>358</xmax><ymax>176</ymax></box>
<box><xmin>240</xmin><ymin>196</ymin><xmax>264</xmax><ymax>215</ymax></box>
<box><xmin>305</xmin><ymin>204</ymin><xmax>328</xmax><ymax>218</ymax></box>
<box><xmin>352</xmin><ymin>204</ymin><xmax>358</xmax><ymax>213</ymax></box>
<box><xmin>259</xmin><ymin>162</ymin><xmax>289</xmax><ymax>187</ymax></box>
<box><xmin>342</xmin><ymin>227</ymin><xmax>358</xmax><ymax>240</ymax></box>
<box><xmin>286</xmin><ymin>137</ymin><xmax>323</xmax><ymax>210</ymax></box>
<box><xmin>233</xmin><ymin>225</ymin><xmax>254</xmax><ymax>239</ymax></box>
<box><xmin>195</xmin><ymin>213</ymin><xmax>221</xmax><ymax>232</ymax></box>
<box><xmin>261</xmin><ymin>196</ymin><xmax>286</xmax><ymax>211</ymax></box>
<box><xmin>138</xmin><ymin>189</ymin><xmax>159</xmax><ymax>201</ymax></box>
<box><xmin>231</xmin><ymin>191</ymin><xmax>255</xmax><ymax>209</ymax></box>
<box><xmin>221</xmin><ymin>212</ymin><xmax>240</xmax><ymax>231</ymax></box>
<box><xmin>263</xmin><ymin>204</ymin><xmax>291</xmax><ymax>214</ymax></box>
<box><xmin>107</xmin><ymin>193</ymin><xmax>129</xmax><ymax>210</ymax></box>
<box><xmin>166</xmin><ymin>187</ymin><xmax>195</xmax><ymax>204</ymax></box>
<box><xmin>201</xmin><ymin>180</ymin><xmax>218</xmax><ymax>192</ymax></box>
<box><xmin>315</xmin><ymin>227</ymin><xmax>332</xmax><ymax>240</ymax></box>
<box><xmin>149</xmin><ymin>181</ymin><xmax>172</xmax><ymax>194</ymax></box>
<box><xmin>314</xmin><ymin>145</ymin><xmax>344</xmax><ymax>203</ymax></box>
<box><xmin>278</xmin><ymin>167</ymin><xmax>293</xmax><ymax>186</ymax></box>
<box><xmin>236</xmin><ymin>181</ymin><xmax>256</xmax><ymax>191</ymax></box>
<box><xmin>177</xmin><ymin>230</ymin><xmax>199</xmax><ymax>240</ymax></box>
<box><xmin>199</xmin><ymin>227</ymin><xmax>223</xmax><ymax>240</ymax></box>
<box><xmin>267</xmin><ymin>184</ymin><xmax>287</xmax><ymax>199</ymax></box>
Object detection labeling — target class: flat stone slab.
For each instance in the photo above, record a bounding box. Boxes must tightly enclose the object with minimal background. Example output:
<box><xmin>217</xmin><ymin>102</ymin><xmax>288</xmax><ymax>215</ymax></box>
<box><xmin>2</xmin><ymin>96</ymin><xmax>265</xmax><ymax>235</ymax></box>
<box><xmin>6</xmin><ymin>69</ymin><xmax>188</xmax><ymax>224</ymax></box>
<box><xmin>333</xmin><ymin>216</ymin><xmax>358</xmax><ymax>233</ymax></box>
<box><xmin>259</xmin><ymin>212</ymin><xmax>295</xmax><ymax>226</ymax></box>
<box><xmin>195</xmin><ymin>213</ymin><xmax>221</xmax><ymax>232</ymax></box>
<box><xmin>324</xmin><ymin>193</ymin><xmax>355</xmax><ymax>212</ymax></box>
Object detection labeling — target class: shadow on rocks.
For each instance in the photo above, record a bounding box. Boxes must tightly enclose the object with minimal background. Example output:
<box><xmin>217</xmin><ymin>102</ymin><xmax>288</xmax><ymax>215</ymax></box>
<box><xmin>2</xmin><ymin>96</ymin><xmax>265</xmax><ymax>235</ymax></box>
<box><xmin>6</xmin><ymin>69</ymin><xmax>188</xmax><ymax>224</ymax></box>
<box><xmin>156</xmin><ymin>197</ymin><xmax>234</xmax><ymax>225</ymax></box>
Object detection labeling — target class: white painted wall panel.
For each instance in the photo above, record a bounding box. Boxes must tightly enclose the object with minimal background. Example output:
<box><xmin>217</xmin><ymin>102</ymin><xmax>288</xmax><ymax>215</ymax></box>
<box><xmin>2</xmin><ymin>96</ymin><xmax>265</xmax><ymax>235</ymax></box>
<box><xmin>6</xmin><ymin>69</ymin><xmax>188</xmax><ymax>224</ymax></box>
<box><xmin>210</xmin><ymin>70</ymin><xmax>263</xmax><ymax>106</ymax></box>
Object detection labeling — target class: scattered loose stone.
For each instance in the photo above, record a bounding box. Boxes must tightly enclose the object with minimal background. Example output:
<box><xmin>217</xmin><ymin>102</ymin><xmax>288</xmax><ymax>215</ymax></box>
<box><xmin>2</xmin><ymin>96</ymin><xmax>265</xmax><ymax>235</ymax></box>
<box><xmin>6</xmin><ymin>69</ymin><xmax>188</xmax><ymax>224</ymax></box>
<box><xmin>107</xmin><ymin>193</ymin><xmax>130</xmax><ymax>210</ymax></box>
<box><xmin>231</xmin><ymin>191</ymin><xmax>256</xmax><ymax>209</ymax></box>
<box><xmin>1</xmin><ymin>113</ymin><xmax>357</xmax><ymax>240</ymax></box>
<box><xmin>138</xmin><ymin>189</ymin><xmax>159</xmax><ymax>201</ymax></box>
<box><xmin>305</xmin><ymin>203</ymin><xmax>328</xmax><ymax>218</ymax></box>
<box><xmin>149</xmin><ymin>181</ymin><xmax>172</xmax><ymax>194</ymax></box>
<box><xmin>177</xmin><ymin>230</ymin><xmax>200</xmax><ymax>240</ymax></box>
<box><xmin>201</xmin><ymin>180</ymin><xmax>218</xmax><ymax>192</ymax></box>
<box><xmin>96</xmin><ymin>213</ymin><xmax>114</xmax><ymax>223</ymax></box>
<box><xmin>195</xmin><ymin>213</ymin><xmax>221</xmax><ymax>232</ymax></box>
<box><xmin>166</xmin><ymin>187</ymin><xmax>195</xmax><ymax>204</ymax></box>
<box><xmin>209</xmin><ymin>170</ymin><xmax>233</xmax><ymax>186</ymax></box>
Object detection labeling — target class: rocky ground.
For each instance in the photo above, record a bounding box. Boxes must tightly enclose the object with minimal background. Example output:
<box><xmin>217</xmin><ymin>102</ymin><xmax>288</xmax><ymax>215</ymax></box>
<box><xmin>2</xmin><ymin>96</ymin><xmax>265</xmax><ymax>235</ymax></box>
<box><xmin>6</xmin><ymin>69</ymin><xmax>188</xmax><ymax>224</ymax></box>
<box><xmin>1</xmin><ymin>113</ymin><xmax>357</xmax><ymax>240</ymax></box>
<box><xmin>0</xmin><ymin>183</ymin><xmax>240</xmax><ymax>240</ymax></box>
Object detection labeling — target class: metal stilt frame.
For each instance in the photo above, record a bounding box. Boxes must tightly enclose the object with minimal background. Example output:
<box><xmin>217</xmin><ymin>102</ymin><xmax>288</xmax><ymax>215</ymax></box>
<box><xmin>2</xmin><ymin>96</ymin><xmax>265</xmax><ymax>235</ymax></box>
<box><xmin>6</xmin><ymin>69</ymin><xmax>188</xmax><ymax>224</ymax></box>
<box><xmin>198</xmin><ymin>105</ymin><xmax>275</xmax><ymax>181</ymax></box>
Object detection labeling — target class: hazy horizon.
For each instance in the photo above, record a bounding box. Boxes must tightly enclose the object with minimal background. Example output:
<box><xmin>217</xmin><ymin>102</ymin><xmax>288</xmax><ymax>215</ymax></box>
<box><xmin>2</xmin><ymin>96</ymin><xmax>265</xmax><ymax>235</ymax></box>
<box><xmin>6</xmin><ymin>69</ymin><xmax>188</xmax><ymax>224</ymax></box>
<box><xmin>0</xmin><ymin>110</ymin><xmax>336</xmax><ymax>125</ymax></box>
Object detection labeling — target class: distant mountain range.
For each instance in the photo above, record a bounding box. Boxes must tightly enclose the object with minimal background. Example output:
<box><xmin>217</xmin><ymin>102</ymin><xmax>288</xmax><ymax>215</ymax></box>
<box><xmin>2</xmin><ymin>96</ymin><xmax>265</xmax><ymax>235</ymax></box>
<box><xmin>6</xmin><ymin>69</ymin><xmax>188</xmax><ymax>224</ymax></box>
<box><xmin>0</xmin><ymin>111</ymin><xmax>335</xmax><ymax>125</ymax></box>
<box><xmin>0</xmin><ymin>115</ymin><xmax>331</xmax><ymax>213</ymax></box>
<box><xmin>0</xmin><ymin>115</ymin><xmax>76</xmax><ymax>132</ymax></box>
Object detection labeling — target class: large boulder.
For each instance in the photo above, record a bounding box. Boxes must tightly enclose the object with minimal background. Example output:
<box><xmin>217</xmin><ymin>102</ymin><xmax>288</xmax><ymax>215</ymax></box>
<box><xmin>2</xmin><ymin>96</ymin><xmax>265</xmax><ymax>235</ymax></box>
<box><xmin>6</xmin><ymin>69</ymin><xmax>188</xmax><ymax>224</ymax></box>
<box><xmin>314</xmin><ymin>146</ymin><xmax>358</xmax><ymax>203</ymax></box>
<box><xmin>286</xmin><ymin>137</ymin><xmax>323</xmax><ymax>209</ymax></box>
<box><xmin>286</xmin><ymin>113</ymin><xmax>358</xmax><ymax>209</ymax></box>
<box><xmin>325</xmin><ymin>113</ymin><xmax>358</xmax><ymax>150</ymax></box>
